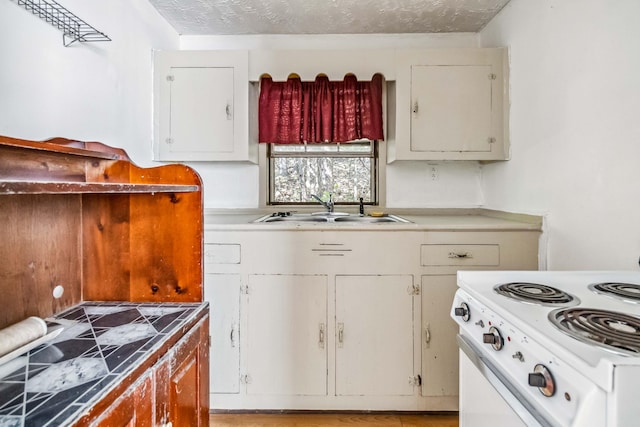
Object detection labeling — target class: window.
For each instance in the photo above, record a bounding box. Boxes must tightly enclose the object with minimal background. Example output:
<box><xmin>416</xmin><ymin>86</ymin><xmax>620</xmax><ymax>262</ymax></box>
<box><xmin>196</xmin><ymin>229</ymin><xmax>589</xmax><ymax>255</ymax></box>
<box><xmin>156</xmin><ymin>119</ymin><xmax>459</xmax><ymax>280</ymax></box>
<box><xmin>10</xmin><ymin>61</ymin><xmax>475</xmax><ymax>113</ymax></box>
<box><xmin>268</xmin><ymin>141</ymin><xmax>378</xmax><ymax>205</ymax></box>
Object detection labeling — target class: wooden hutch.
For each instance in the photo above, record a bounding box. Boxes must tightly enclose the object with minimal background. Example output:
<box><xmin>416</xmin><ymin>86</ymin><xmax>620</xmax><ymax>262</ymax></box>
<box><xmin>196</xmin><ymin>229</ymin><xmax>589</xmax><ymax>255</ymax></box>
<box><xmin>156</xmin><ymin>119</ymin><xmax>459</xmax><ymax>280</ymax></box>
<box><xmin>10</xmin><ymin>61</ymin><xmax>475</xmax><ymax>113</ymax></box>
<box><xmin>0</xmin><ymin>135</ymin><xmax>209</xmax><ymax>426</ymax></box>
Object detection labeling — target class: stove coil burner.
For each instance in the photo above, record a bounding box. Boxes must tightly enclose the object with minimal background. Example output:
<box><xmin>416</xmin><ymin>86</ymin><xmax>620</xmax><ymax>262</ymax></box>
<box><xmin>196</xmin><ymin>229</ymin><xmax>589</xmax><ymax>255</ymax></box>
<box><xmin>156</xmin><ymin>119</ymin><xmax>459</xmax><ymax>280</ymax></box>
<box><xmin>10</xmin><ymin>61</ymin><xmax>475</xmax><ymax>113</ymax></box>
<box><xmin>495</xmin><ymin>282</ymin><xmax>578</xmax><ymax>306</ymax></box>
<box><xmin>549</xmin><ymin>308</ymin><xmax>640</xmax><ymax>355</ymax></box>
<box><xmin>589</xmin><ymin>282</ymin><xmax>640</xmax><ymax>303</ymax></box>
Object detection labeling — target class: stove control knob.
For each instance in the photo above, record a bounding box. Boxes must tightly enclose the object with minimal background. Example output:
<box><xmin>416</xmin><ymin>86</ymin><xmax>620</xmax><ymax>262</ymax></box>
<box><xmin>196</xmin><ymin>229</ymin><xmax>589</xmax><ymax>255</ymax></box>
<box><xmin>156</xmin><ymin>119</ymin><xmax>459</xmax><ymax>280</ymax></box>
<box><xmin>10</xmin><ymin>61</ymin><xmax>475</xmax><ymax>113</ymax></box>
<box><xmin>528</xmin><ymin>364</ymin><xmax>555</xmax><ymax>397</ymax></box>
<box><xmin>454</xmin><ymin>302</ymin><xmax>470</xmax><ymax>322</ymax></box>
<box><xmin>482</xmin><ymin>326</ymin><xmax>504</xmax><ymax>351</ymax></box>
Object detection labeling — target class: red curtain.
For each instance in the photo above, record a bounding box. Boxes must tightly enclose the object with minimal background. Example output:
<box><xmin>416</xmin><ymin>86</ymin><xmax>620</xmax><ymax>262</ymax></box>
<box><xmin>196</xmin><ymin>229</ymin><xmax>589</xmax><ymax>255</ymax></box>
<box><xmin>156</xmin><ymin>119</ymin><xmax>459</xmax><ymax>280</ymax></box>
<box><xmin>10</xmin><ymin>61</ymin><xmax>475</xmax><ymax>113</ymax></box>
<box><xmin>259</xmin><ymin>74</ymin><xmax>384</xmax><ymax>144</ymax></box>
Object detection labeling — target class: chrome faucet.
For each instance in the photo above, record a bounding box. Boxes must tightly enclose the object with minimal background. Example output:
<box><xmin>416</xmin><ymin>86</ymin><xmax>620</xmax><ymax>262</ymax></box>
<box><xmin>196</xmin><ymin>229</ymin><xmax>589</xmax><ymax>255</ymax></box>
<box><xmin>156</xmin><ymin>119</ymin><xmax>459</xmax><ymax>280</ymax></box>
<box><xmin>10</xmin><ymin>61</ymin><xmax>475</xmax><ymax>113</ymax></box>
<box><xmin>311</xmin><ymin>193</ymin><xmax>334</xmax><ymax>213</ymax></box>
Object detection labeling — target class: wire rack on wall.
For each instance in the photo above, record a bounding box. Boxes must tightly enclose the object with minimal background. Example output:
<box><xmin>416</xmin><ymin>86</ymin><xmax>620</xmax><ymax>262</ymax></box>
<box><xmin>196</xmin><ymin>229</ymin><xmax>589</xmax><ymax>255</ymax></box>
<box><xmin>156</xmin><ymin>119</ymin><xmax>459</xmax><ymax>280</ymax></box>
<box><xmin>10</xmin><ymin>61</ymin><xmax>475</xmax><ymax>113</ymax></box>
<box><xmin>13</xmin><ymin>0</ymin><xmax>111</xmax><ymax>47</ymax></box>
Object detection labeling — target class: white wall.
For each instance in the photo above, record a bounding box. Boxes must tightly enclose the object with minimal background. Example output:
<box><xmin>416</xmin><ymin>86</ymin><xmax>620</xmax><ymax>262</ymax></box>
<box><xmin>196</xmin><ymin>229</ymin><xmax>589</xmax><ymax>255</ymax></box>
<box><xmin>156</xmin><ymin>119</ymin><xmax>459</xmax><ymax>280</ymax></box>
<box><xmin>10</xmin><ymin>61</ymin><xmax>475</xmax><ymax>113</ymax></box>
<box><xmin>0</xmin><ymin>6</ymin><xmax>485</xmax><ymax>210</ymax></box>
<box><xmin>480</xmin><ymin>0</ymin><xmax>640</xmax><ymax>270</ymax></box>
<box><xmin>180</xmin><ymin>34</ymin><xmax>484</xmax><ymax>208</ymax></box>
<box><xmin>0</xmin><ymin>0</ymin><xmax>178</xmax><ymax>166</ymax></box>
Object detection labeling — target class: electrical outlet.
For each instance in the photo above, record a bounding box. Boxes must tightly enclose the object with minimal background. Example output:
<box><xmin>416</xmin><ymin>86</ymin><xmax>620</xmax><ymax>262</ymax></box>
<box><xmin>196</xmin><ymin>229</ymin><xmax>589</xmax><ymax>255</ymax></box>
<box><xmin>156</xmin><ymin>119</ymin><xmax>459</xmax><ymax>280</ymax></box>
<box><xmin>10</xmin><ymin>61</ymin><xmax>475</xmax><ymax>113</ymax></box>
<box><xmin>430</xmin><ymin>166</ymin><xmax>439</xmax><ymax>181</ymax></box>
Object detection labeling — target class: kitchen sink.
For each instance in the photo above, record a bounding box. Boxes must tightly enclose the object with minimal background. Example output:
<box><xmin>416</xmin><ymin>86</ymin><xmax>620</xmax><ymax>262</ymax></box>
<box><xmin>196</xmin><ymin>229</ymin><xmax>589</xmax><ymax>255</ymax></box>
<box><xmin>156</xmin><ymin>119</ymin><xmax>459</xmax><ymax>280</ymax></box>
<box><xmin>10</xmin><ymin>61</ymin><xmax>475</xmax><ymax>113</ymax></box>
<box><xmin>333</xmin><ymin>215</ymin><xmax>409</xmax><ymax>223</ymax></box>
<box><xmin>253</xmin><ymin>212</ymin><xmax>411</xmax><ymax>224</ymax></box>
<box><xmin>257</xmin><ymin>215</ymin><xmax>329</xmax><ymax>223</ymax></box>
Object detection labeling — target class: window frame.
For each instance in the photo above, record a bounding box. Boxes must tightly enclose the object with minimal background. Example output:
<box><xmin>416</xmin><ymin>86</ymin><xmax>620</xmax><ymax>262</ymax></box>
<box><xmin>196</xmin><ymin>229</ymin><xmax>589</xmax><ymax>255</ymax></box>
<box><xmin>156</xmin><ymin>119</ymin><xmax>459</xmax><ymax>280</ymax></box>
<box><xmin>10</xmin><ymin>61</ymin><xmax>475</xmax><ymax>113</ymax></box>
<box><xmin>254</xmin><ymin>79</ymin><xmax>389</xmax><ymax>209</ymax></box>
<box><xmin>266</xmin><ymin>141</ymin><xmax>379</xmax><ymax>206</ymax></box>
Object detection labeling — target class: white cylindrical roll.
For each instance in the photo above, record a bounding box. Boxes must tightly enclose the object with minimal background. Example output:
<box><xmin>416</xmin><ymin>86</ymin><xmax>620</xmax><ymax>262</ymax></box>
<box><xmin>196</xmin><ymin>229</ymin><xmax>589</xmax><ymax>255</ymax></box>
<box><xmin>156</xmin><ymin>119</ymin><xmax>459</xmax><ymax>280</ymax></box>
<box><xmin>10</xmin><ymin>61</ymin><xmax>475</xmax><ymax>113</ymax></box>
<box><xmin>0</xmin><ymin>316</ymin><xmax>48</xmax><ymax>357</ymax></box>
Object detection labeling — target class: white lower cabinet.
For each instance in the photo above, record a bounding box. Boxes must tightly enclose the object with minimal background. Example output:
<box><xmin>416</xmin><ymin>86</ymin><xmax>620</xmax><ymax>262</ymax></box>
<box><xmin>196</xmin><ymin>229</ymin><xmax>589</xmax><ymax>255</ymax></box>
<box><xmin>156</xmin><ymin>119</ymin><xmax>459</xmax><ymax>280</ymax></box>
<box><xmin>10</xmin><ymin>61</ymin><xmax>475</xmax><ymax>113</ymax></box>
<box><xmin>421</xmin><ymin>274</ymin><xmax>459</xmax><ymax>398</ymax></box>
<box><xmin>204</xmin><ymin>274</ymin><xmax>240</xmax><ymax>394</ymax></box>
<box><xmin>335</xmin><ymin>275</ymin><xmax>415</xmax><ymax>397</ymax></box>
<box><xmin>245</xmin><ymin>274</ymin><xmax>328</xmax><ymax>396</ymax></box>
<box><xmin>204</xmin><ymin>227</ymin><xmax>540</xmax><ymax>411</ymax></box>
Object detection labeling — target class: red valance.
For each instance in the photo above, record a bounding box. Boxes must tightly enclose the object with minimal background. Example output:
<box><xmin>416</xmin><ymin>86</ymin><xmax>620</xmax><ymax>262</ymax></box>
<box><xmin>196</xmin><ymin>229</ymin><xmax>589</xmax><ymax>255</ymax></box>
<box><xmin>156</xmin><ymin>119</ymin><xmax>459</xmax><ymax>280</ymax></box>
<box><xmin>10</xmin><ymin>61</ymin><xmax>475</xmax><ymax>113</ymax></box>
<box><xmin>258</xmin><ymin>74</ymin><xmax>384</xmax><ymax>144</ymax></box>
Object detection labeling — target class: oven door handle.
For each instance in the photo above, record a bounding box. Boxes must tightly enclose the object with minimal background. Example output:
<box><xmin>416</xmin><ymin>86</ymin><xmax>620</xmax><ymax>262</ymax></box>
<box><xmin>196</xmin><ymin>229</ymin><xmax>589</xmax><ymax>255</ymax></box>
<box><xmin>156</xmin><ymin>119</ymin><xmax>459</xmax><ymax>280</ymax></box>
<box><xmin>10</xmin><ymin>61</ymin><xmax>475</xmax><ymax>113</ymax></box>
<box><xmin>457</xmin><ymin>334</ymin><xmax>556</xmax><ymax>427</ymax></box>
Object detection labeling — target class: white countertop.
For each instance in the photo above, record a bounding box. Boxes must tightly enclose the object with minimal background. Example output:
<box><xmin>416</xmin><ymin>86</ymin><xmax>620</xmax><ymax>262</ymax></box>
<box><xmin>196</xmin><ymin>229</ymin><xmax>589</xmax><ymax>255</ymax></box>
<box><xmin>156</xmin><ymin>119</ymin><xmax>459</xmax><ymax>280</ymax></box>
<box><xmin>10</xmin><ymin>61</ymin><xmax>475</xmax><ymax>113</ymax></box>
<box><xmin>203</xmin><ymin>208</ymin><xmax>543</xmax><ymax>232</ymax></box>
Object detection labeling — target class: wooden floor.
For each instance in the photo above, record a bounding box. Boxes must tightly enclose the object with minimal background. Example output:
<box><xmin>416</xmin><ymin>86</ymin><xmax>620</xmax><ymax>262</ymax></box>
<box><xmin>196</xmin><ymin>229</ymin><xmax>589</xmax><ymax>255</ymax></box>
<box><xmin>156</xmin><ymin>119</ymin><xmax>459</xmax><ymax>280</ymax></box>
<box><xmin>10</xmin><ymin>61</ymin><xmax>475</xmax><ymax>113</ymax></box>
<box><xmin>209</xmin><ymin>413</ymin><xmax>459</xmax><ymax>427</ymax></box>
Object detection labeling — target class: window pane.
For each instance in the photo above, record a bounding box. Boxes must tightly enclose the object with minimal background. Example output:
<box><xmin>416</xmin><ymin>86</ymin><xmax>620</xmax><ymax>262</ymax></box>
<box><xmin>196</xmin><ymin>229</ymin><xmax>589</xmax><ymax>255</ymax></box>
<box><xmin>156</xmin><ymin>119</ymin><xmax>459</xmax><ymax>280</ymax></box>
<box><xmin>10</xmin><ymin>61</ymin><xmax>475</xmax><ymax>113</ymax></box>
<box><xmin>339</xmin><ymin>144</ymin><xmax>372</xmax><ymax>153</ymax></box>
<box><xmin>271</xmin><ymin>142</ymin><xmax>372</xmax><ymax>155</ymax></box>
<box><xmin>272</xmin><ymin>145</ymin><xmax>306</xmax><ymax>153</ymax></box>
<box><xmin>272</xmin><ymin>156</ymin><xmax>372</xmax><ymax>203</ymax></box>
<box><xmin>306</xmin><ymin>145</ymin><xmax>339</xmax><ymax>153</ymax></box>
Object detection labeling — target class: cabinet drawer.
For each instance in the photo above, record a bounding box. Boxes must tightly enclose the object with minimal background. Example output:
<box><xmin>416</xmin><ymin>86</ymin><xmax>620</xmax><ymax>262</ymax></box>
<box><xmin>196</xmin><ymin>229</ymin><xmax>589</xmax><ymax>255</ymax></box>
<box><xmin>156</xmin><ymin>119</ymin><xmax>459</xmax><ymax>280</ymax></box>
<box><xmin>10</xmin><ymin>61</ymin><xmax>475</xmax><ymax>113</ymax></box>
<box><xmin>205</xmin><ymin>244</ymin><xmax>241</xmax><ymax>265</ymax></box>
<box><xmin>421</xmin><ymin>244</ymin><xmax>499</xmax><ymax>267</ymax></box>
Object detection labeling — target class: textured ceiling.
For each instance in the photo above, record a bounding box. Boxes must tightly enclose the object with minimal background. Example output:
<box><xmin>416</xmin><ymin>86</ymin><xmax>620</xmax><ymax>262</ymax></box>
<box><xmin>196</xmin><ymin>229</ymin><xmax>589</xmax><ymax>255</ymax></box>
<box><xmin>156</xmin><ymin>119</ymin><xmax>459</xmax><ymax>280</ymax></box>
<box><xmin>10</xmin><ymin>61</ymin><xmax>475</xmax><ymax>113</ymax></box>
<box><xmin>148</xmin><ymin>0</ymin><xmax>511</xmax><ymax>35</ymax></box>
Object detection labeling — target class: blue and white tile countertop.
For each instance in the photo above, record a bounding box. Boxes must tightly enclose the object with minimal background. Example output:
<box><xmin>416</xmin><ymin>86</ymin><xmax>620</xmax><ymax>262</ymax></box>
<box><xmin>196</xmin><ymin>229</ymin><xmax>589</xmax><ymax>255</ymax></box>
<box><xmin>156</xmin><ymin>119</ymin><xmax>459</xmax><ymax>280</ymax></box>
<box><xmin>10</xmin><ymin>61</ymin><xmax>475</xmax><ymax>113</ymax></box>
<box><xmin>0</xmin><ymin>301</ymin><xmax>208</xmax><ymax>427</ymax></box>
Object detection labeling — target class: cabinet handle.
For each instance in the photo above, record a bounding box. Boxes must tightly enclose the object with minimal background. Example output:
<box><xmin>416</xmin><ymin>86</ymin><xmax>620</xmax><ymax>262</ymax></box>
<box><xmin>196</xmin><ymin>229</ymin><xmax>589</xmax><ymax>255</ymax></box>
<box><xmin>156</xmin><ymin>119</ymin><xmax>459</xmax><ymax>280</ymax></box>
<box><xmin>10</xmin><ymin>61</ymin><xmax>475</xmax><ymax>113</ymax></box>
<box><xmin>230</xmin><ymin>323</ymin><xmax>237</xmax><ymax>348</ymax></box>
<box><xmin>225</xmin><ymin>103</ymin><xmax>232</xmax><ymax>120</ymax></box>
<box><xmin>319</xmin><ymin>323</ymin><xmax>325</xmax><ymax>348</ymax></box>
<box><xmin>337</xmin><ymin>323</ymin><xmax>344</xmax><ymax>348</ymax></box>
<box><xmin>412</xmin><ymin>101</ymin><xmax>419</xmax><ymax>114</ymax></box>
<box><xmin>448</xmin><ymin>251</ymin><xmax>471</xmax><ymax>259</ymax></box>
<box><xmin>424</xmin><ymin>325</ymin><xmax>431</xmax><ymax>345</ymax></box>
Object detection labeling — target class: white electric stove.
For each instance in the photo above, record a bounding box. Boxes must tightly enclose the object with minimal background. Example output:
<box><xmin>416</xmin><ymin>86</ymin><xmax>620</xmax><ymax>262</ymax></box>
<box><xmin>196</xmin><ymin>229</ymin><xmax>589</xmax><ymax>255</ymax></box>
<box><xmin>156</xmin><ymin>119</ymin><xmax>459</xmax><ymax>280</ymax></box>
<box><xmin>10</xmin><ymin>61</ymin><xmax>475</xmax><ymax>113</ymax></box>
<box><xmin>451</xmin><ymin>270</ymin><xmax>640</xmax><ymax>427</ymax></box>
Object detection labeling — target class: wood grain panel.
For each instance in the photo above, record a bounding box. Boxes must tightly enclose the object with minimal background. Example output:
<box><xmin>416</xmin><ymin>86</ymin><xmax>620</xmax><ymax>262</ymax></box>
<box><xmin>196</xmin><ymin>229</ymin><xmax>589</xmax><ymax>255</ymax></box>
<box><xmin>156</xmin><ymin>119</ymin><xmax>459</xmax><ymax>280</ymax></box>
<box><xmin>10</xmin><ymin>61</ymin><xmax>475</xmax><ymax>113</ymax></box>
<box><xmin>127</xmin><ymin>162</ymin><xmax>203</xmax><ymax>303</ymax></box>
<box><xmin>0</xmin><ymin>194</ymin><xmax>82</xmax><ymax>329</ymax></box>
<box><xmin>82</xmin><ymin>194</ymin><xmax>131</xmax><ymax>301</ymax></box>
<box><xmin>0</xmin><ymin>146</ymin><xmax>87</xmax><ymax>182</ymax></box>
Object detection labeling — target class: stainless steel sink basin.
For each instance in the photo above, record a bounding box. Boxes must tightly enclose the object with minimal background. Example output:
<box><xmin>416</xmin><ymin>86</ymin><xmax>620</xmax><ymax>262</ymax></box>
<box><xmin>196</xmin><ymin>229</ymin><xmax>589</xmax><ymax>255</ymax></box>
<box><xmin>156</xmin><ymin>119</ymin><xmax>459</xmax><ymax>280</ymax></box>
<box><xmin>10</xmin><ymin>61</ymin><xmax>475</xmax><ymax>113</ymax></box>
<box><xmin>333</xmin><ymin>215</ymin><xmax>410</xmax><ymax>223</ymax></box>
<box><xmin>253</xmin><ymin>213</ymin><xmax>411</xmax><ymax>224</ymax></box>
<box><xmin>257</xmin><ymin>215</ymin><xmax>329</xmax><ymax>223</ymax></box>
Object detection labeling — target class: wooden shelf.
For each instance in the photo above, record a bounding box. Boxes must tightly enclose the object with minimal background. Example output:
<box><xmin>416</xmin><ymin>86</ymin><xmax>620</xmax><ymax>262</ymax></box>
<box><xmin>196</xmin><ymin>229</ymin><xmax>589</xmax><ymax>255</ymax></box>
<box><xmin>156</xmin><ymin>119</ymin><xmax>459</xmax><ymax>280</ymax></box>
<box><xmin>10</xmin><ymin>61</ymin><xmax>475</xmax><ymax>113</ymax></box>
<box><xmin>1</xmin><ymin>134</ymin><xmax>204</xmax><ymax>326</ymax></box>
<box><xmin>0</xmin><ymin>137</ymin><xmax>121</xmax><ymax>160</ymax></box>
<box><xmin>0</xmin><ymin>181</ymin><xmax>199</xmax><ymax>195</ymax></box>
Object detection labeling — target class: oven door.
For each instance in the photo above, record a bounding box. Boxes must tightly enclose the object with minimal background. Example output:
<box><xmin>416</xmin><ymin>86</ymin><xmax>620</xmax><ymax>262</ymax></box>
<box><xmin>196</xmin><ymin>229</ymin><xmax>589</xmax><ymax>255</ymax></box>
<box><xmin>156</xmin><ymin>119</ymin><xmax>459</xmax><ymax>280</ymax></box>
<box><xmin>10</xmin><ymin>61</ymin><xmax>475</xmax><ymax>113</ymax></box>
<box><xmin>458</xmin><ymin>334</ymin><xmax>555</xmax><ymax>427</ymax></box>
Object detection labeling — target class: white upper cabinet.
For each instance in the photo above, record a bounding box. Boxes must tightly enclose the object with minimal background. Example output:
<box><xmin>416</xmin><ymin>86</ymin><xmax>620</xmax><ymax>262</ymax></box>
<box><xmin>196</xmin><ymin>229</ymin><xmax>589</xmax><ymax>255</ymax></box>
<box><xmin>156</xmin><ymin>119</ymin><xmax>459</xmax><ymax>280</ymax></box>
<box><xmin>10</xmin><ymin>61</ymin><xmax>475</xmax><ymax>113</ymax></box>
<box><xmin>389</xmin><ymin>48</ymin><xmax>509</xmax><ymax>162</ymax></box>
<box><xmin>153</xmin><ymin>50</ymin><xmax>255</xmax><ymax>162</ymax></box>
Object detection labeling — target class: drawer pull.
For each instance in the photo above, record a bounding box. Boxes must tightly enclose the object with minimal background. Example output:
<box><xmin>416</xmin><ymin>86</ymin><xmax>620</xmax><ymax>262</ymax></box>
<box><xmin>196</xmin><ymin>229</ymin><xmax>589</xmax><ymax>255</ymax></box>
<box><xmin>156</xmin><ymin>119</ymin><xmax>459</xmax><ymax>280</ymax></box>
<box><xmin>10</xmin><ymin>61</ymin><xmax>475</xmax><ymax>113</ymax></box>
<box><xmin>448</xmin><ymin>251</ymin><xmax>472</xmax><ymax>259</ymax></box>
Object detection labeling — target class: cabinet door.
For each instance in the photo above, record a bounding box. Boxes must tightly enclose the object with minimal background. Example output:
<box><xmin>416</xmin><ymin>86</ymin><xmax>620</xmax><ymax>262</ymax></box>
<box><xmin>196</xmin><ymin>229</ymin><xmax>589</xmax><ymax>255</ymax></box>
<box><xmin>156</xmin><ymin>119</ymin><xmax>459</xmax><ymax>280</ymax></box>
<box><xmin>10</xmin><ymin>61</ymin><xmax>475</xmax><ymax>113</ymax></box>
<box><xmin>411</xmin><ymin>64</ymin><xmax>493</xmax><ymax>154</ymax></box>
<box><xmin>163</xmin><ymin>67</ymin><xmax>234</xmax><ymax>158</ymax></box>
<box><xmin>421</xmin><ymin>274</ymin><xmax>459</xmax><ymax>397</ymax></box>
<box><xmin>335</xmin><ymin>275</ymin><xmax>415</xmax><ymax>396</ymax></box>
<box><xmin>155</xmin><ymin>317</ymin><xmax>209</xmax><ymax>427</ymax></box>
<box><xmin>246</xmin><ymin>274</ymin><xmax>327</xmax><ymax>396</ymax></box>
<box><xmin>390</xmin><ymin>48</ymin><xmax>508</xmax><ymax>162</ymax></box>
<box><xmin>90</xmin><ymin>372</ymin><xmax>153</xmax><ymax>427</ymax></box>
<box><xmin>154</xmin><ymin>50</ymin><xmax>251</xmax><ymax>162</ymax></box>
<box><xmin>204</xmin><ymin>274</ymin><xmax>240</xmax><ymax>394</ymax></box>
<box><xmin>170</xmin><ymin>349</ymin><xmax>200</xmax><ymax>427</ymax></box>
